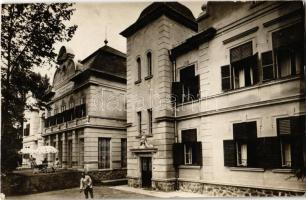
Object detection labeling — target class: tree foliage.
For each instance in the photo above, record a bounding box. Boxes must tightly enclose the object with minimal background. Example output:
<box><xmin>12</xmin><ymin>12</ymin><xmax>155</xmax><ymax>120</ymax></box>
<box><xmin>1</xmin><ymin>3</ymin><xmax>77</xmax><ymax>173</ymax></box>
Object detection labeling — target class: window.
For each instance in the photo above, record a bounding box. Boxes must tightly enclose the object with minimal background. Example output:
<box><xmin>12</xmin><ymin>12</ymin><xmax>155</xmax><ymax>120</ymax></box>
<box><xmin>184</xmin><ymin>145</ymin><xmax>193</xmax><ymax>165</ymax></box>
<box><xmin>69</xmin><ymin>100</ymin><xmax>74</xmax><ymax>109</ymax></box>
<box><xmin>173</xmin><ymin>129</ymin><xmax>202</xmax><ymax>166</ymax></box>
<box><xmin>146</xmin><ymin>52</ymin><xmax>152</xmax><ymax>78</ymax></box>
<box><xmin>281</xmin><ymin>142</ymin><xmax>291</xmax><ymax>167</ymax></box>
<box><xmin>80</xmin><ymin>96</ymin><xmax>86</xmax><ymax>105</ymax></box>
<box><xmin>54</xmin><ymin>108</ymin><xmax>58</xmax><ymax>115</ymax></box>
<box><xmin>98</xmin><ymin>138</ymin><xmax>111</xmax><ymax>169</ymax></box>
<box><xmin>136</xmin><ymin>57</ymin><xmax>141</xmax><ymax>83</ymax></box>
<box><xmin>231</xmin><ymin>42</ymin><xmax>257</xmax><ymax>89</ymax></box>
<box><xmin>179</xmin><ymin>65</ymin><xmax>200</xmax><ymax>102</ymax></box>
<box><xmin>61</xmin><ymin>104</ymin><xmax>66</xmax><ymax>112</ymax></box>
<box><xmin>137</xmin><ymin>111</ymin><xmax>142</xmax><ymax>135</ymax></box>
<box><xmin>24</xmin><ymin>124</ymin><xmax>30</xmax><ymax>136</ymax></box>
<box><xmin>277</xmin><ymin>116</ymin><xmax>305</xmax><ymax>169</ymax></box>
<box><xmin>148</xmin><ymin>109</ymin><xmax>152</xmax><ymax>135</ymax></box>
<box><xmin>221</xmin><ymin>42</ymin><xmax>258</xmax><ymax>91</ymax></box>
<box><xmin>223</xmin><ymin>121</ymin><xmax>257</xmax><ymax>167</ymax></box>
<box><xmin>236</xmin><ymin>142</ymin><xmax>247</xmax><ymax>166</ymax></box>
<box><xmin>121</xmin><ymin>138</ymin><xmax>127</xmax><ymax>168</ymax></box>
<box><xmin>272</xmin><ymin>23</ymin><xmax>303</xmax><ymax>78</ymax></box>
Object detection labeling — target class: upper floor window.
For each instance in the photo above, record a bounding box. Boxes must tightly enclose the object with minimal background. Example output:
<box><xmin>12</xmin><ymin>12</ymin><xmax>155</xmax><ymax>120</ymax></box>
<box><xmin>54</xmin><ymin>107</ymin><xmax>58</xmax><ymax>115</ymax></box>
<box><xmin>80</xmin><ymin>96</ymin><xmax>86</xmax><ymax>105</ymax></box>
<box><xmin>61</xmin><ymin>104</ymin><xmax>66</xmax><ymax>112</ymax></box>
<box><xmin>136</xmin><ymin>57</ymin><xmax>141</xmax><ymax>83</ymax></box>
<box><xmin>69</xmin><ymin>98</ymin><xmax>75</xmax><ymax>109</ymax></box>
<box><xmin>221</xmin><ymin>41</ymin><xmax>259</xmax><ymax>91</ymax></box>
<box><xmin>172</xmin><ymin>65</ymin><xmax>200</xmax><ymax>104</ymax></box>
<box><xmin>148</xmin><ymin>108</ymin><xmax>152</xmax><ymax>135</ymax></box>
<box><xmin>146</xmin><ymin>52</ymin><xmax>152</xmax><ymax>78</ymax></box>
<box><xmin>137</xmin><ymin>111</ymin><xmax>142</xmax><ymax>135</ymax></box>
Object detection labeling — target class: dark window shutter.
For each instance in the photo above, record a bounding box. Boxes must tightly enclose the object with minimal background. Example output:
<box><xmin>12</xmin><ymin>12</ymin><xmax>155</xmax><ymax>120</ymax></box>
<box><xmin>247</xmin><ymin>140</ymin><xmax>257</xmax><ymax>167</ymax></box>
<box><xmin>192</xmin><ymin>142</ymin><xmax>203</xmax><ymax>166</ymax></box>
<box><xmin>291</xmin><ymin>116</ymin><xmax>305</xmax><ymax>136</ymax></box>
<box><xmin>233</xmin><ymin>121</ymin><xmax>257</xmax><ymax>141</ymax></box>
<box><xmin>173</xmin><ymin>143</ymin><xmax>184</xmax><ymax>166</ymax></box>
<box><xmin>221</xmin><ymin>65</ymin><xmax>231</xmax><ymax>91</ymax></box>
<box><xmin>230</xmin><ymin>41</ymin><xmax>253</xmax><ymax>63</ymax></box>
<box><xmin>254</xmin><ymin>138</ymin><xmax>266</xmax><ymax>168</ymax></box>
<box><xmin>261</xmin><ymin>51</ymin><xmax>274</xmax><ymax>81</ymax></box>
<box><xmin>291</xmin><ymin>137</ymin><xmax>304</xmax><ymax>169</ymax></box>
<box><xmin>262</xmin><ymin>137</ymin><xmax>281</xmax><ymax>169</ymax></box>
<box><xmin>223</xmin><ymin>140</ymin><xmax>236</xmax><ymax>167</ymax></box>
<box><xmin>251</xmin><ymin>53</ymin><xmax>259</xmax><ymax>84</ymax></box>
<box><xmin>182</xmin><ymin>129</ymin><xmax>197</xmax><ymax>143</ymax></box>
<box><xmin>171</xmin><ymin>82</ymin><xmax>183</xmax><ymax>104</ymax></box>
<box><xmin>277</xmin><ymin>118</ymin><xmax>291</xmax><ymax>135</ymax></box>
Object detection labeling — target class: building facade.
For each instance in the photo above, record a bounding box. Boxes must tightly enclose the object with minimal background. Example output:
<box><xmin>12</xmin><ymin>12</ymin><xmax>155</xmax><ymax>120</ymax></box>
<box><xmin>22</xmin><ymin>110</ymin><xmax>45</xmax><ymax>167</ymax></box>
<box><xmin>42</xmin><ymin>44</ymin><xmax>127</xmax><ymax>181</ymax></box>
<box><xmin>121</xmin><ymin>1</ymin><xmax>305</xmax><ymax>196</ymax></box>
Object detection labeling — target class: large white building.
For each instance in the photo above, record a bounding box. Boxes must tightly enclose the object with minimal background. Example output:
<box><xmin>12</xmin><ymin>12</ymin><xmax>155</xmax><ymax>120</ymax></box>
<box><xmin>121</xmin><ymin>1</ymin><xmax>305</xmax><ymax>196</ymax></box>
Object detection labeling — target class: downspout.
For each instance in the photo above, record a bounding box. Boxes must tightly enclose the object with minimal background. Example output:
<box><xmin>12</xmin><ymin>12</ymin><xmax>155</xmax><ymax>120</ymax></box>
<box><xmin>169</xmin><ymin>50</ymin><xmax>179</xmax><ymax>190</ymax></box>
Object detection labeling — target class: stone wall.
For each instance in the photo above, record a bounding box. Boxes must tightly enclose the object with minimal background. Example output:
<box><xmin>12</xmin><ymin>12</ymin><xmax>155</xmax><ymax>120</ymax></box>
<box><xmin>128</xmin><ymin>177</ymin><xmax>141</xmax><ymax>188</ymax></box>
<box><xmin>152</xmin><ymin>180</ymin><xmax>176</xmax><ymax>192</ymax></box>
<box><xmin>88</xmin><ymin>169</ymin><xmax>127</xmax><ymax>185</ymax></box>
<box><xmin>2</xmin><ymin>171</ymin><xmax>82</xmax><ymax>196</ymax></box>
<box><xmin>179</xmin><ymin>181</ymin><xmax>306</xmax><ymax>197</ymax></box>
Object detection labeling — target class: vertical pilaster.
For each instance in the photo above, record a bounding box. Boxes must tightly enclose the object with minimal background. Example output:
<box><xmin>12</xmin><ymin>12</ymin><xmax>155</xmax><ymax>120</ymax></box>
<box><xmin>72</xmin><ymin>130</ymin><xmax>79</xmax><ymax>168</ymax></box>
<box><xmin>62</xmin><ymin>132</ymin><xmax>67</xmax><ymax>168</ymax></box>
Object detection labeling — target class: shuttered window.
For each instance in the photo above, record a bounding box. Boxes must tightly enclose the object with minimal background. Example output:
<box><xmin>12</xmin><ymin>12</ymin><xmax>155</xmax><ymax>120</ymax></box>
<box><xmin>179</xmin><ymin>65</ymin><xmax>200</xmax><ymax>102</ymax></box>
<box><xmin>272</xmin><ymin>23</ymin><xmax>304</xmax><ymax>78</ymax></box>
<box><xmin>172</xmin><ymin>82</ymin><xmax>184</xmax><ymax>104</ymax></box>
<box><xmin>223</xmin><ymin>140</ymin><xmax>236</xmax><ymax>167</ymax></box>
<box><xmin>173</xmin><ymin>129</ymin><xmax>202</xmax><ymax>166</ymax></box>
<box><xmin>261</xmin><ymin>51</ymin><xmax>275</xmax><ymax>81</ymax></box>
<box><xmin>277</xmin><ymin>116</ymin><xmax>305</xmax><ymax>169</ymax></box>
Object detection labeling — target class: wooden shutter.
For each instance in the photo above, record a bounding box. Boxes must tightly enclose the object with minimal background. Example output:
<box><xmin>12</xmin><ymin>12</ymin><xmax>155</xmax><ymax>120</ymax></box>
<box><xmin>247</xmin><ymin>140</ymin><xmax>257</xmax><ymax>167</ymax></box>
<box><xmin>171</xmin><ymin>82</ymin><xmax>183</xmax><ymax>104</ymax></box>
<box><xmin>262</xmin><ymin>137</ymin><xmax>281</xmax><ymax>169</ymax></box>
<box><xmin>192</xmin><ymin>142</ymin><xmax>203</xmax><ymax>166</ymax></box>
<box><xmin>291</xmin><ymin>137</ymin><xmax>303</xmax><ymax>169</ymax></box>
<box><xmin>230</xmin><ymin>41</ymin><xmax>253</xmax><ymax>63</ymax></box>
<box><xmin>221</xmin><ymin>65</ymin><xmax>231</xmax><ymax>91</ymax></box>
<box><xmin>277</xmin><ymin>118</ymin><xmax>291</xmax><ymax>136</ymax></box>
<box><xmin>233</xmin><ymin>121</ymin><xmax>257</xmax><ymax>141</ymax></box>
<box><xmin>254</xmin><ymin>138</ymin><xmax>266</xmax><ymax>168</ymax></box>
<box><xmin>223</xmin><ymin>140</ymin><xmax>236</xmax><ymax>167</ymax></box>
<box><xmin>181</xmin><ymin>129</ymin><xmax>197</xmax><ymax>143</ymax></box>
<box><xmin>291</xmin><ymin>116</ymin><xmax>305</xmax><ymax>136</ymax></box>
<box><xmin>173</xmin><ymin>143</ymin><xmax>184</xmax><ymax>166</ymax></box>
<box><xmin>261</xmin><ymin>51</ymin><xmax>275</xmax><ymax>81</ymax></box>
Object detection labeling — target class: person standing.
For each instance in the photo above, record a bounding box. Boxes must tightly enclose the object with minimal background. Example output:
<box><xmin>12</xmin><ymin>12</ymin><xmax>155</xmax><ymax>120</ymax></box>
<box><xmin>80</xmin><ymin>172</ymin><xmax>94</xmax><ymax>199</ymax></box>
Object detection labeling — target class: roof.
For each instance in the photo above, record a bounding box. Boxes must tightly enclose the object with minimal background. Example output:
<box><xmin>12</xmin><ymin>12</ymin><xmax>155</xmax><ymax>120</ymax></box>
<box><xmin>80</xmin><ymin>45</ymin><xmax>127</xmax><ymax>80</ymax></box>
<box><xmin>120</xmin><ymin>2</ymin><xmax>198</xmax><ymax>37</ymax></box>
<box><xmin>170</xmin><ymin>27</ymin><xmax>216</xmax><ymax>59</ymax></box>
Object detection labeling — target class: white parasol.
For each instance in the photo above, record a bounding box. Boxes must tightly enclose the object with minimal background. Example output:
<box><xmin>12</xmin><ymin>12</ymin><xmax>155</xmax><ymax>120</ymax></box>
<box><xmin>34</xmin><ymin>145</ymin><xmax>58</xmax><ymax>154</ymax></box>
<box><xmin>18</xmin><ymin>147</ymin><xmax>36</xmax><ymax>154</ymax></box>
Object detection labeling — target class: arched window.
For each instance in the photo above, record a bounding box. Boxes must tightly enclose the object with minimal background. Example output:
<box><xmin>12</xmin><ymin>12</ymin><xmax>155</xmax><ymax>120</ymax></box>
<box><xmin>69</xmin><ymin>97</ymin><xmax>75</xmax><ymax>109</ymax></box>
<box><xmin>61</xmin><ymin>101</ymin><xmax>66</xmax><ymax>112</ymax></box>
<box><xmin>146</xmin><ymin>52</ymin><xmax>152</xmax><ymax>77</ymax></box>
<box><xmin>137</xmin><ymin>57</ymin><xmax>141</xmax><ymax>82</ymax></box>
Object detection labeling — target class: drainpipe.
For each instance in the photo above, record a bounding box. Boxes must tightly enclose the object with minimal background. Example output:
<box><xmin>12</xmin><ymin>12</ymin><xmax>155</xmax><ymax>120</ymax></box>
<box><xmin>169</xmin><ymin>50</ymin><xmax>179</xmax><ymax>190</ymax></box>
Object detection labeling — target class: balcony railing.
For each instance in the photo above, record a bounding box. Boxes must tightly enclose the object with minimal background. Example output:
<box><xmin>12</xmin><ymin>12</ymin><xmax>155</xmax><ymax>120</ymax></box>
<box><xmin>45</xmin><ymin>104</ymin><xmax>86</xmax><ymax>127</ymax></box>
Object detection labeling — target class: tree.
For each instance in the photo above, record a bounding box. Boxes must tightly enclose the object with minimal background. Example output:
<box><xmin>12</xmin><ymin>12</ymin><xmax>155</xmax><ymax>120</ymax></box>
<box><xmin>1</xmin><ymin>3</ymin><xmax>77</xmax><ymax>173</ymax></box>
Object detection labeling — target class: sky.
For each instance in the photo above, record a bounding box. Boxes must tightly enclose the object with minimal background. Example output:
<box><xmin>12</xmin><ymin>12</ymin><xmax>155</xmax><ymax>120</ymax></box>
<box><xmin>39</xmin><ymin>1</ymin><xmax>204</xmax><ymax>80</ymax></box>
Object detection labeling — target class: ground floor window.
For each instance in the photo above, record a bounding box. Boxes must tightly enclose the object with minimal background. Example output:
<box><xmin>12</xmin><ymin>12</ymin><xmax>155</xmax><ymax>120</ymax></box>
<box><xmin>98</xmin><ymin>138</ymin><xmax>111</xmax><ymax>169</ymax></box>
<box><xmin>236</xmin><ymin>142</ymin><xmax>248</xmax><ymax>166</ymax></box>
<box><xmin>281</xmin><ymin>141</ymin><xmax>291</xmax><ymax>167</ymax></box>
<box><xmin>121</xmin><ymin>138</ymin><xmax>127</xmax><ymax>168</ymax></box>
<box><xmin>184</xmin><ymin>144</ymin><xmax>193</xmax><ymax>165</ymax></box>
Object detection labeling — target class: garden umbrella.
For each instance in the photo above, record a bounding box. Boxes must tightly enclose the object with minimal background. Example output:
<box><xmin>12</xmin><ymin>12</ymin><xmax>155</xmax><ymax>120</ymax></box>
<box><xmin>18</xmin><ymin>147</ymin><xmax>36</xmax><ymax>154</ymax></box>
<box><xmin>34</xmin><ymin>145</ymin><xmax>58</xmax><ymax>154</ymax></box>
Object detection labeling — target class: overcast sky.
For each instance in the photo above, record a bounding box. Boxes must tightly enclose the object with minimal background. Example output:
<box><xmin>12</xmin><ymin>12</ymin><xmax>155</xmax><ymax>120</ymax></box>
<box><xmin>38</xmin><ymin>1</ymin><xmax>203</xmax><ymax>80</ymax></box>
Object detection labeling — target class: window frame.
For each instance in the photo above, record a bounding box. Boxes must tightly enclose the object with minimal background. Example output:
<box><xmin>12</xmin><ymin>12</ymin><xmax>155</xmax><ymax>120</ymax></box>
<box><xmin>148</xmin><ymin>108</ymin><xmax>153</xmax><ymax>135</ymax></box>
<box><xmin>135</xmin><ymin>57</ymin><xmax>142</xmax><ymax>84</ymax></box>
<box><xmin>145</xmin><ymin>51</ymin><xmax>153</xmax><ymax>79</ymax></box>
<box><xmin>98</xmin><ymin>137</ymin><xmax>111</xmax><ymax>169</ymax></box>
<box><xmin>137</xmin><ymin>111</ymin><xmax>142</xmax><ymax>135</ymax></box>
